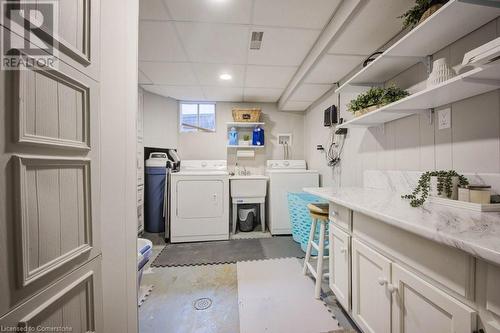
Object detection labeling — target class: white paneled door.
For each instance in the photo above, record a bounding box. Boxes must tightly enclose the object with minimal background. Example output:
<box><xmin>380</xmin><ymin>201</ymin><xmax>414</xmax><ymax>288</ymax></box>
<box><xmin>0</xmin><ymin>1</ymin><xmax>103</xmax><ymax>331</ymax></box>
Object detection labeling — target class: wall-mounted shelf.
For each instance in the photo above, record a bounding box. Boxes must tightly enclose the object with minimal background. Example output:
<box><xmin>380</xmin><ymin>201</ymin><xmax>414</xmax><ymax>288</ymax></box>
<box><xmin>227</xmin><ymin>145</ymin><xmax>265</xmax><ymax>149</ymax></box>
<box><xmin>336</xmin><ymin>0</ymin><xmax>500</xmax><ymax>93</ymax></box>
<box><xmin>226</xmin><ymin>122</ymin><xmax>265</xmax><ymax>128</ymax></box>
<box><xmin>337</xmin><ymin>64</ymin><xmax>500</xmax><ymax>128</ymax></box>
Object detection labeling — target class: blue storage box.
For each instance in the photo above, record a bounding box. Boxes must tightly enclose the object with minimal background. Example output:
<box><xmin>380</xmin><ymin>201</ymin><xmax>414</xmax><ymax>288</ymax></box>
<box><xmin>287</xmin><ymin>192</ymin><xmax>329</xmax><ymax>255</ymax></box>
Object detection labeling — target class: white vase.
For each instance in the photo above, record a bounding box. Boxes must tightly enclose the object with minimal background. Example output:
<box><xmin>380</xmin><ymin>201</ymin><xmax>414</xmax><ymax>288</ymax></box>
<box><xmin>429</xmin><ymin>176</ymin><xmax>459</xmax><ymax>200</ymax></box>
<box><xmin>427</xmin><ymin>58</ymin><xmax>456</xmax><ymax>88</ymax></box>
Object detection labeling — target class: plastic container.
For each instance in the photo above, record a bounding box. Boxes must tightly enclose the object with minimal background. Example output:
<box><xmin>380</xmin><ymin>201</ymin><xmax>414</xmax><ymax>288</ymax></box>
<box><xmin>137</xmin><ymin>238</ymin><xmax>152</xmax><ymax>290</ymax></box>
<box><xmin>238</xmin><ymin>207</ymin><xmax>256</xmax><ymax>232</ymax></box>
<box><xmin>228</xmin><ymin>127</ymin><xmax>239</xmax><ymax>146</ymax></box>
<box><xmin>145</xmin><ymin>153</ymin><xmax>168</xmax><ymax>233</ymax></box>
<box><xmin>287</xmin><ymin>192</ymin><xmax>328</xmax><ymax>255</ymax></box>
<box><xmin>252</xmin><ymin>126</ymin><xmax>264</xmax><ymax>146</ymax></box>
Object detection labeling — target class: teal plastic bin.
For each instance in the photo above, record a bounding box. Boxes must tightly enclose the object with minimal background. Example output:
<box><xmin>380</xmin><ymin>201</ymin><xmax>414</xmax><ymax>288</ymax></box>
<box><xmin>287</xmin><ymin>192</ymin><xmax>329</xmax><ymax>255</ymax></box>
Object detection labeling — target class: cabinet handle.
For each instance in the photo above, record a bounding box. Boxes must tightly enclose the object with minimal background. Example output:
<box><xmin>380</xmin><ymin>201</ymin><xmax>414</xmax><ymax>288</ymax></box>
<box><xmin>377</xmin><ymin>277</ymin><xmax>387</xmax><ymax>286</ymax></box>
<box><xmin>340</xmin><ymin>247</ymin><xmax>347</xmax><ymax>254</ymax></box>
<box><xmin>387</xmin><ymin>284</ymin><xmax>398</xmax><ymax>293</ymax></box>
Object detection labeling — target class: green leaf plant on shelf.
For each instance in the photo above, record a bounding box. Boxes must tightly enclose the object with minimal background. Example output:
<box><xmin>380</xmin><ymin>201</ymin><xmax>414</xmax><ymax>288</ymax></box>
<box><xmin>399</xmin><ymin>0</ymin><xmax>449</xmax><ymax>30</ymax></box>
<box><xmin>347</xmin><ymin>85</ymin><xmax>409</xmax><ymax>118</ymax></box>
<box><xmin>402</xmin><ymin>170</ymin><xmax>469</xmax><ymax>207</ymax></box>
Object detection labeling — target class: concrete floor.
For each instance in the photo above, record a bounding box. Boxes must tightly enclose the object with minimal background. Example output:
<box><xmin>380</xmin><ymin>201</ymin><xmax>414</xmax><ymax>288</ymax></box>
<box><xmin>138</xmin><ymin>237</ymin><xmax>358</xmax><ymax>333</ymax></box>
<box><xmin>140</xmin><ymin>246</ymin><xmax>240</xmax><ymax>333</ymax></box>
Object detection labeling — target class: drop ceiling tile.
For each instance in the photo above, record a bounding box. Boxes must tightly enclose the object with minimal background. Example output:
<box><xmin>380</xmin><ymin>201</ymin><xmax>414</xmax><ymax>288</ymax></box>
<box><xmin>176</xmin><ymin>22</ymin><xmax>249</xmax><ymax>64</ymax></box>
<box><xmin>245</xmin><ymin>65</ymin><xmax>297</xmax><ymax>88</ymax></box>
<box><xmin>138</xmin><ymin>69</ymin><xmax>153</xmax><ymax>84</ymax></box>
<box><xmin>142</xmin><ymin>85</ymin><xmax>205</xmax><ymax>101</ymax></box>
<box><xmin>140</xmin><ymin>0</ymin><xmax>169</xmax><ymax>20</ymax></box>
<box><xmin>289</xmin><ymin>84</ymin><xmax>332</xmax><ymax>102</ymax></box>
<box><xmin>253</xmin><ymin>0</ymin><xmax>341</xmax><ymax>29</ymax></box>
<box><xmin>139</xmin><ymin>21</ymin><xmax>187</xmax><ymax>61</ymax></box>
<box><xmin>247</xmin><ymin>27</ymin><xmax>319</xmax><ymax>66</ymax></box>
<box><xmin>304</xmin><ymin>54</ymin><xmax>365</xmax><ymax>84</ymax></box>
<box><xmin>243</xmin><ymin>88</ymin><xmax>283</xmax><ymax>102</ymax></box>
<box><xmin>281</xmin><ymin>101</ymin><xmax>311</xmax><ymax>111</ymax></box>
<box><xmin>327</xmin><ymin>0</ymin><xmax>414</xmax><ymax>55</ymax></box>
<box><xmin>164</xmin><ymin>0</ymin><xmax>253</xmax><ymax>24</ymax></box>
<box><xmin>202</xmin><ymin>86</ymin><xmax>243</xmax><ymax>102</ymax></box>
<box><xmin>193</xmin><ymin>63</ymin><xmax>245</xmax><ymax>86</ymax></box>
<box><xmin>139</xmin><ymin>62</ymin><xmax>198</xmax><ymax>85</ymax></box>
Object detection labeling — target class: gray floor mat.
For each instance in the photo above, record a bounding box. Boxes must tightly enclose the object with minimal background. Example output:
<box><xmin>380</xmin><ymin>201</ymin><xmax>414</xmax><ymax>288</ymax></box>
<box><xmin>152</xmin><ymin>236</ymin><xmax>304</xmax><ymax>267</ymax></box>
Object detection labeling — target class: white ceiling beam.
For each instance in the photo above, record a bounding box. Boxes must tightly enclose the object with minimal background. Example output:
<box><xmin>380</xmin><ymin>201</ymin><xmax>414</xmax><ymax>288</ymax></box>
<box><xmin>278</xmin><ymin>0</ymin><xmax>365</xmax><ymax>111</ymax></box>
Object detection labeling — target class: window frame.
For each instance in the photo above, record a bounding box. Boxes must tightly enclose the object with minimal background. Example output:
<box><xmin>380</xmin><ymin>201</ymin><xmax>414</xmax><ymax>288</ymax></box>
<box><xmin>179</xmin><ymin>101</ymin><xmax>217</xmax><ymax>133</ymax></box>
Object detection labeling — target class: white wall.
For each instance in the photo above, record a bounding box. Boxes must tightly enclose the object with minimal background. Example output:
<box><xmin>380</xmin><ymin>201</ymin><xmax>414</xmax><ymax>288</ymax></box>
<box><xmin>143</xmin><ymin>90</ymin><xmax>178</xmax><ymax>149</ymax></box>
<box><xmin>178</xmin><ymin>102</ymin><xmax>305</xmax><ymax>174</ymax></box>
<box><xmin>100</xmin><ymin>0</ymin><xmax>139</xmax><ymax>332</ymax></box>
<box><xmin>304</xmin><ymin>19</ymin><xmax>500</xmax><ymax>189</ymax></box>
<box><xmin>142</xmin><ymin>98</ymin><xmax>306</xmax><ymax>174</ymax></box>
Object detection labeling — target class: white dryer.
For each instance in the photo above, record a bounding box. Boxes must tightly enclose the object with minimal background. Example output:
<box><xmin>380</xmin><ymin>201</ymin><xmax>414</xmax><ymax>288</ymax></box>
<box><xmin>266</xmin><ymin>160</ymin><xmax>319</xmax><ymax>235</ymax></box>
<box><xmin>170</xmin><ymin>160</ymin><xmax>229</xmax><ymax>243</ymax></box>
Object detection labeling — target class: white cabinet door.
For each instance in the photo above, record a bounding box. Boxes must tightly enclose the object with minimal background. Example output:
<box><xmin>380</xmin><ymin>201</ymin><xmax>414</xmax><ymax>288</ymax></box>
<box><xmin>352</xmin><ymin>239</ymin><xmax>391</xmax><ymax>333</ymax></box>
<box><xmin>329</xmin><ymin>223</ymin><xmax>351</xmax><ymax>311</ymax></box>
<box><xmin>392</xmin><ymin>263</ymin><xmax>477</xmax><ymax>333</ymax></box>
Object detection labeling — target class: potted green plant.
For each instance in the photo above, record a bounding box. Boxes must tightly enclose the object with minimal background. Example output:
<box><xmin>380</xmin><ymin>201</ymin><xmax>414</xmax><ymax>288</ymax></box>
<box><xmin>399</xmin><ymin>0</ymin><xmax>448</xmax><ymax>30</ymax></box>
<box><xmin>239</xmin><ymin>134</ymin><xmax>251</xmax><ymax>146</ymax></box>
<box><xmin>402</xmin><ymin>170</ymin><xmax>469</xmax><ymax>207</ymax></box>
<box><xmin>347</xmin><ymin>85</ymin><xmax>409</xmax><ymax>117</ymax></box>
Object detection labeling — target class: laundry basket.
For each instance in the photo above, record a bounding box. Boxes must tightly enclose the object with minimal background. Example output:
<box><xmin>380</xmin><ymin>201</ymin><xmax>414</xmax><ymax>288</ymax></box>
<box><xmin>287</xmin><ymin>192</ymin><xmax>329</xmax><ymax>255</ymax></box>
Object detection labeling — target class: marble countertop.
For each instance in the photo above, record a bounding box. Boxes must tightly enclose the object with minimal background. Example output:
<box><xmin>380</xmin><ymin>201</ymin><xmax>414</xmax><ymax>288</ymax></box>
<box><xmin>303</xmin><ymin>187</ymin><xmax>500</xmax><ymax>266</ymax></box>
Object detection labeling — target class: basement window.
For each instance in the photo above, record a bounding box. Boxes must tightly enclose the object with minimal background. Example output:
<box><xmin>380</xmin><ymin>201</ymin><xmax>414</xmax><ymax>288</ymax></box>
<box><xmin>179</xmin><ymin>102</ymin><xmax>216</xmax><ymax>133</ymax></box>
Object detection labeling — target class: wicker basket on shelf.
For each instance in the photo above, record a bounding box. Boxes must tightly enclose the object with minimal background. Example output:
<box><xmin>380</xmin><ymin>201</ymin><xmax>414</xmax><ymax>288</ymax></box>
<box><xmin>232</xmin><ymin>108</ymin><xmax>261</xmax><ymax>122</ymax></box>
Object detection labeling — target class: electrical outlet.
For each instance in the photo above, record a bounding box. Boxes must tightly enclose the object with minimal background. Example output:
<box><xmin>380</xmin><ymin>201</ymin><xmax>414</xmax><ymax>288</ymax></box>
<box><xmin>438</xmin><ymin>108</ymin><xmax>451</xmax><ymax>130</ymax></box>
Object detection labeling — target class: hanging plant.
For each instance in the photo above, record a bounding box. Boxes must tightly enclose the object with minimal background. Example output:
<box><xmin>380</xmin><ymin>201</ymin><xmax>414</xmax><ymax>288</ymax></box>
<box><xmin>402</xmin><ymin>170</ymin><xmax>469</xmax><ymax>207</ymax></box>
<box><xmin>347</xmin><ymin>85</ymin><xmax>409</xmax><ymax>114</ymax></box>
<box><xmin>399</xmin><ymin>0</ymin><xmax>448</xmax><ymax>30</ymax></box>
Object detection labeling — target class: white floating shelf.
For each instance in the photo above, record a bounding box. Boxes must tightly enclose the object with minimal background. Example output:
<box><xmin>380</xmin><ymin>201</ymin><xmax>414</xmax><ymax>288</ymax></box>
<box><xmin>337</xmin><ymin>64</ymin><xmax>500</xmax><ymax>128</ymax></box>
<box><xmin>226</xmin><ymin>122</ymin><xmax>265</xmax><ymax>128</ymax></box>
<box><xmin>336</xmin><ymin>0</ymin><xmax>500</xmax><ymax>93</ymax></box>
<box><xmin>227</xmin><ymin>145</ymin><xmax>265</xmax><ymax>149</ymax></box>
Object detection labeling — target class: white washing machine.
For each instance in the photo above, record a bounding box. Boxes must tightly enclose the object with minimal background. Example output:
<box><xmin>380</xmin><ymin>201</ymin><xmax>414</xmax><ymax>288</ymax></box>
<box><xmin>266</xmin><ymin>160</ymin><xmax>319</xmax><ymax>235</ymax></box>
<box><xmin>170</xmin><ymin>160</ymin><xmax>229</xmax><ymax>243</ymax></box>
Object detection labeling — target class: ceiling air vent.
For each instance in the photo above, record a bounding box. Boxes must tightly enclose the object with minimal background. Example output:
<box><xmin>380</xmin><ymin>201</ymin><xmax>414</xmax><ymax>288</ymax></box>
<box><xmin>250</xmin><ymin>31</ymin><xmax>264</xmax><ymax>50</ymax></box>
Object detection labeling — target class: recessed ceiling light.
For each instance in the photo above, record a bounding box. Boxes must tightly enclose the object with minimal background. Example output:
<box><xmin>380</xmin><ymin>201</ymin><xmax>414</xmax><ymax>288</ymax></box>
<box><xmin>219</xmin><ymin>73</ymin><xmax>232</xmax><ymax>80</ymax></box>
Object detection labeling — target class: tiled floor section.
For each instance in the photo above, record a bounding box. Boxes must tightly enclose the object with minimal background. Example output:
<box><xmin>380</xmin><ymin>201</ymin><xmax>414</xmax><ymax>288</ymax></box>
<box><xmin>139</xmin><ymin>243</ymin><xmax>358</xmax><ymax>333</ymax></box>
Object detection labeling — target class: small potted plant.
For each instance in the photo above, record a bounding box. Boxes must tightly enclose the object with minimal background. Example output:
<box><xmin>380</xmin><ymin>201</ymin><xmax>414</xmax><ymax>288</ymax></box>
<box><xmin>239</xmin><ymin>134</ymin><xmax>251</xmax><ymax>146</ymax></box>
<box><xmin>347</xmin><ymin>85</ymin><xmax>409</xmax><ymax>117</ymax></box>
<box><xmin>402</xmin><ymin>170</ymin><xmax>469</xmax><ymax>207</ymax></box>
<box><xmin>399</xmin><ymin>0</ymin><xmax>448</xmax><ymax>30</ymax></box>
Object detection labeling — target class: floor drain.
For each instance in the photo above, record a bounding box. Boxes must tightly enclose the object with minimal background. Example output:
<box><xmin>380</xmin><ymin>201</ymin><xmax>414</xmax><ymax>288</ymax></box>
<box><xmin>193</xmin><ymin>297</ymin><xmax>212</xmax><ymax>310</ymax></box>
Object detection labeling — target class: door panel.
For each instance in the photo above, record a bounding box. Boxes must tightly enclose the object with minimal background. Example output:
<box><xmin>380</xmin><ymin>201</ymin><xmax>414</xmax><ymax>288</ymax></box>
<box><xmin>392</xmin><ymin>263</ymin><xmax>477</xmax><ymax>333</ymax></box>
<box><xmin>329</xmin><ymin>224</ymin><xmax>351</xmax><ymax>311</ymax></box>
<box><xmin>17</xmin><ymin>64</ymin><xmax>91</xmax><ymax>150</ymax></box>
<box><xmin>177</xmin><ymin>180</ymin><xmax>224</xmax><ymax>218</ymax></box>
<box><xmin>352</xmin><ymin>239</ymin><xmax>391</xmax><ymax>333</ymax></box>
<box><xmin>0</xmin><ymin>257</ymin><xmax>103</xmax><ymax>333</ymax></box>
<box><xmin>15</xmin><ymin>156</ymin><xmax>96</xmax><ymax>287</ymax></box>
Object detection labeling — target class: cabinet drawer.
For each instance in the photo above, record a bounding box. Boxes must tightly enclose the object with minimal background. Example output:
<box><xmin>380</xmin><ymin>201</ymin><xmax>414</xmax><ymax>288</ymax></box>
<box><xmin>329</xmin><ymin>223</ymin><xmax>351</xmax><ymax>311</ymax></box>
<box><xmin>329</xmin><ymin>202</ymin><xmax>351</xmax><ymax>232</ymax></box>
<box><xmin>353</xmin><ymin>212</ymin><xmax>474</xmax><ymax>298</ymax></box>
